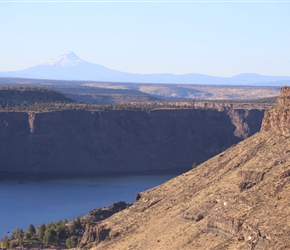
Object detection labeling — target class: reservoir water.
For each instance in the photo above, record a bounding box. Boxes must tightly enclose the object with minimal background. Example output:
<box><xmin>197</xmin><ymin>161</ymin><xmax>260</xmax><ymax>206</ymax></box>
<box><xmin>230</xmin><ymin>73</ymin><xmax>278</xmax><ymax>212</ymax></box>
<box><xmin>0</xmin><ymin>174</ymin><xmax>178</xmax><ymax>238</ymax></box>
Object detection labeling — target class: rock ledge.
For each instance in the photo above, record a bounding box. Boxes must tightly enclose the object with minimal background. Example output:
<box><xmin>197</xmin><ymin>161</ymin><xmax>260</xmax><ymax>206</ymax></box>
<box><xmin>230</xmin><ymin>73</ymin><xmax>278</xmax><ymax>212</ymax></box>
<box><xmin>261</xmin><ymin>86</ymin><xmax>290</xmax><ymax>136</ymax></box>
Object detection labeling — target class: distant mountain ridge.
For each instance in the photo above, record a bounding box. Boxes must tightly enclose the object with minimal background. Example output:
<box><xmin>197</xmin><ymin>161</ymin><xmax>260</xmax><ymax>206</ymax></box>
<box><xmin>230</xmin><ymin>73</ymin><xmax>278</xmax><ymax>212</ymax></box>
<box><xmin>1</xmin><ymin>51</ymin><xmax>290</xmax><ymax>86</ymax></box>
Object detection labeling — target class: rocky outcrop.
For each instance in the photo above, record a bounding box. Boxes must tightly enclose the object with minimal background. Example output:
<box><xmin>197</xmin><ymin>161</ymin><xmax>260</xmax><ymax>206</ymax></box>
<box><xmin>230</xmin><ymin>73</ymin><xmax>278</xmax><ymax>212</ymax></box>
<box><xmin>0</xmin><ymin>107</ymin><xmax>264</xmax><ymax>176</ymax></box>
<box><xmin>82</xmin><ymin>201</ymin><xmax>131</xmax><ymax>224</ymax></box>
<box><xmin>207</xmin><ymin>216</ymin><xmax>273</xmax><ymax>249</ymax></box>
<box><xmin>261</xmin><ymin>86</ymin><xmax>290</xmax><ymax>136</ymax></box>
<box><xmin>79</xmin><ymin>202</ymin><xmax>131</xmax><ymax>248</ymax></box>
<box><xmin>238</xmin><ymin>170</ymin><xmax>265</xmax><ymax>191</ymax></box>
<box><xmin>76</xmin><ymin>87</ymin><xmax>290</xmax><ymax>250</ymax></box>
<box><xmin>28</xmin><ymin>112</ymin><xmax>35</xmax><ymax>133</ymax></box>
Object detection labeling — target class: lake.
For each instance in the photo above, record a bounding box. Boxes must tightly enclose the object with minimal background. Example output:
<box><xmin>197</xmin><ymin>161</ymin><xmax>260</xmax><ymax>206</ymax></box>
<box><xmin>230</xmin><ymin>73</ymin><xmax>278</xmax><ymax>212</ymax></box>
<box><xmin>0</xmin><ymin>174</ymin><xmax>178</xmax><ymax>238</ymax></box>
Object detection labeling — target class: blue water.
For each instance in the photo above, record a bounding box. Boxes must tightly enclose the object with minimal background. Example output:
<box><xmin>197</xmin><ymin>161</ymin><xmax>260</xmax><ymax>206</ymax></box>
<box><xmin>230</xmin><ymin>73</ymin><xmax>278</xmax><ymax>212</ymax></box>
<box><xmin>0</xmin><ymin>174</ymin><xmax>177</xmax><ymax>237</ymax></box>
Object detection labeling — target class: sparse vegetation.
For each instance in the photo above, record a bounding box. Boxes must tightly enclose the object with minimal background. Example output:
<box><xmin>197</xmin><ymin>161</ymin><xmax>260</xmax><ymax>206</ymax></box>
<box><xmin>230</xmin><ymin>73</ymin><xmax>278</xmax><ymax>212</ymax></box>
<box><xmin>136</xmin><ymin>192</ymin><xmax>142</xmax><ymax>201</ymax></box>
<box><xmin>66</xmin><ymin>235</ymin><xmax>78</xmax><ymax>248</ymax></box>
<box><xmin>0</xmin><ymin>79</ymin><xmax>278</xmax><ymax>113</ymax></box>
<box><xmin>0</xmin><ymin>87</ymin><xmax>276</xmax><ymax>113</ymax></box>
<box><xmin>0</xmin><ymin>86</ymin><xmax>73</xmax><ymax>112</ymax></box>
<box><xmin>192</xmin><ymin>162</ymin><xmax>198</xmax><ymax>169</ymax></box>
<box><xmin>1</xmin><ymin>234</ymin><xmax>9</xmax><ymax>249</ymax></box>
<box><xmin>0</xmin><ymin>202</ymin><xmax>131</xmax><ymax>249</ymax></box>
<box><xmin>0</xmin><ymin>218</ymin><xmax>84</xmax><ymax>249</ymax></box>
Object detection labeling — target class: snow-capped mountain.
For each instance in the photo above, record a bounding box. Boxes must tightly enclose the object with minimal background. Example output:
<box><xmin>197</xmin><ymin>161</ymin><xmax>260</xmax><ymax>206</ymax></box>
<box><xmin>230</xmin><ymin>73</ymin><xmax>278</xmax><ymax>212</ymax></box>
<box><xmin>45</xmin><ymin>51</ymin><xmax>83</xmax><ymax>67</ymax></box>
<box><xmin>1</xmin><ymin>51</ymin><xmax>129</xmax><ymax>82</ymax></box>
<box><xmin>0</xmin><ymin>51</ymin><xmax>290</xmax><ymax>86</ymax></box>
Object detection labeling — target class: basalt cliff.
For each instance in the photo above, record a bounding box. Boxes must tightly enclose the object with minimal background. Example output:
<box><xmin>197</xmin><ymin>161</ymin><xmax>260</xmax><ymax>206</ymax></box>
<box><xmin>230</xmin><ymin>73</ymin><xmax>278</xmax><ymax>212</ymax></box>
<box><xmin>78</xmin><ymin>86</ymin><xmax>290</xmax><ymax>250</ymax></box>
<box><xmin>0</xmin><ymin>105</ymin><xmax>264</xmax><ymax>176</ymax></box>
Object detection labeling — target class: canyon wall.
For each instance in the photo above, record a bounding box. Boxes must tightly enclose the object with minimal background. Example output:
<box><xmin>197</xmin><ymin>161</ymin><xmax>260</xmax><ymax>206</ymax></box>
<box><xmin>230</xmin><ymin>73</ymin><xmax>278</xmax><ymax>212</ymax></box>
<box><xmin>0</xmin><ymin>108</ymin><xmax>264</xmax><ymax>176</ymax></box>
<box><xmin>261</xmin><ymin>86</ymin><xmax>290</xmax><ymax>136</ymax></box>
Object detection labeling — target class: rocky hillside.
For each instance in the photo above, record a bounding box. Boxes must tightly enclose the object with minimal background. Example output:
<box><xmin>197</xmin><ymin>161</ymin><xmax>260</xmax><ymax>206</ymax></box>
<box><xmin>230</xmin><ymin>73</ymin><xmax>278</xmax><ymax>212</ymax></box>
<box><xmin>261</xmin><ymin>86</ymin><xmax>290</xmax><ymax>136</ymax></box>
<box><xmin>78</xmin><ymin>87</ymin><xmax>290</xmax><ymax>249</ymax></box>
<box><xmin>0</xmin><ymin>106</ymin><xmax>264</xmax><ymax>176</ymax></box>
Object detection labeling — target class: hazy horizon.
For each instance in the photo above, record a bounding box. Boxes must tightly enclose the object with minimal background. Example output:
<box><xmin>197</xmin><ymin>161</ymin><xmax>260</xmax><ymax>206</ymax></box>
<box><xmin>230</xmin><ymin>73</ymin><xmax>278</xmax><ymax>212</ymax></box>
<box><xmin>0</xmin><ymin>1</ymin><xmax>289</xmax><ymax>77</ymax></box>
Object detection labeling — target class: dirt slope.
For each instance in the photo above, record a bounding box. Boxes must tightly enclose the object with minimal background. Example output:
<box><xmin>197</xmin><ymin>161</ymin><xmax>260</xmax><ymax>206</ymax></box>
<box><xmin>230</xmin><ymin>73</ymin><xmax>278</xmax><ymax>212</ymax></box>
<box><xmin>79</xmin><ymin>87</ymin><xmax>290</xmax><ymax>250</ymax></box>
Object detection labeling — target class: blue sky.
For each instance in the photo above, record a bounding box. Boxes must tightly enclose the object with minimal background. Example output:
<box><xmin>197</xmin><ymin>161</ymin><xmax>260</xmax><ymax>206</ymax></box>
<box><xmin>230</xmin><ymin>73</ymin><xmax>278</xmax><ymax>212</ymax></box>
<box><xmin>0</xmin><ymin>1</ymin><xmax>289</xmax><ymax>77</ymax></box>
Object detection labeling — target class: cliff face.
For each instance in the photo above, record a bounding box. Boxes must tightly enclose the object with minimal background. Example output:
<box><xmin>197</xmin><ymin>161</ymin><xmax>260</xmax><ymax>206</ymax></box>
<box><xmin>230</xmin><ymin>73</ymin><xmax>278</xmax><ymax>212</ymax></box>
<box><xmin>261</xmin><ymin>86</ymin><xmax>290</xmax><ymax>136</ymax></box>
<box><xmin>0</xmin><ymin>107</ymin><xmax>264</xmax><ymax>175</ymax></box>
<box><xmin>77</xmin><ymin>87</ymin><xmax>290</xmax><ymax>250</ymax></box>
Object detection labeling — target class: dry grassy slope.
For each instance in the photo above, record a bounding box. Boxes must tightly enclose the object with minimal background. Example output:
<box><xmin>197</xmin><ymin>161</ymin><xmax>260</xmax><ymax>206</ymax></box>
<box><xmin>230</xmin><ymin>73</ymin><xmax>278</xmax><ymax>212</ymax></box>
<box><xmin>79</xmin><ymin>87</ymin><xmax>290</xmax><ymax>250</ymax></box>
